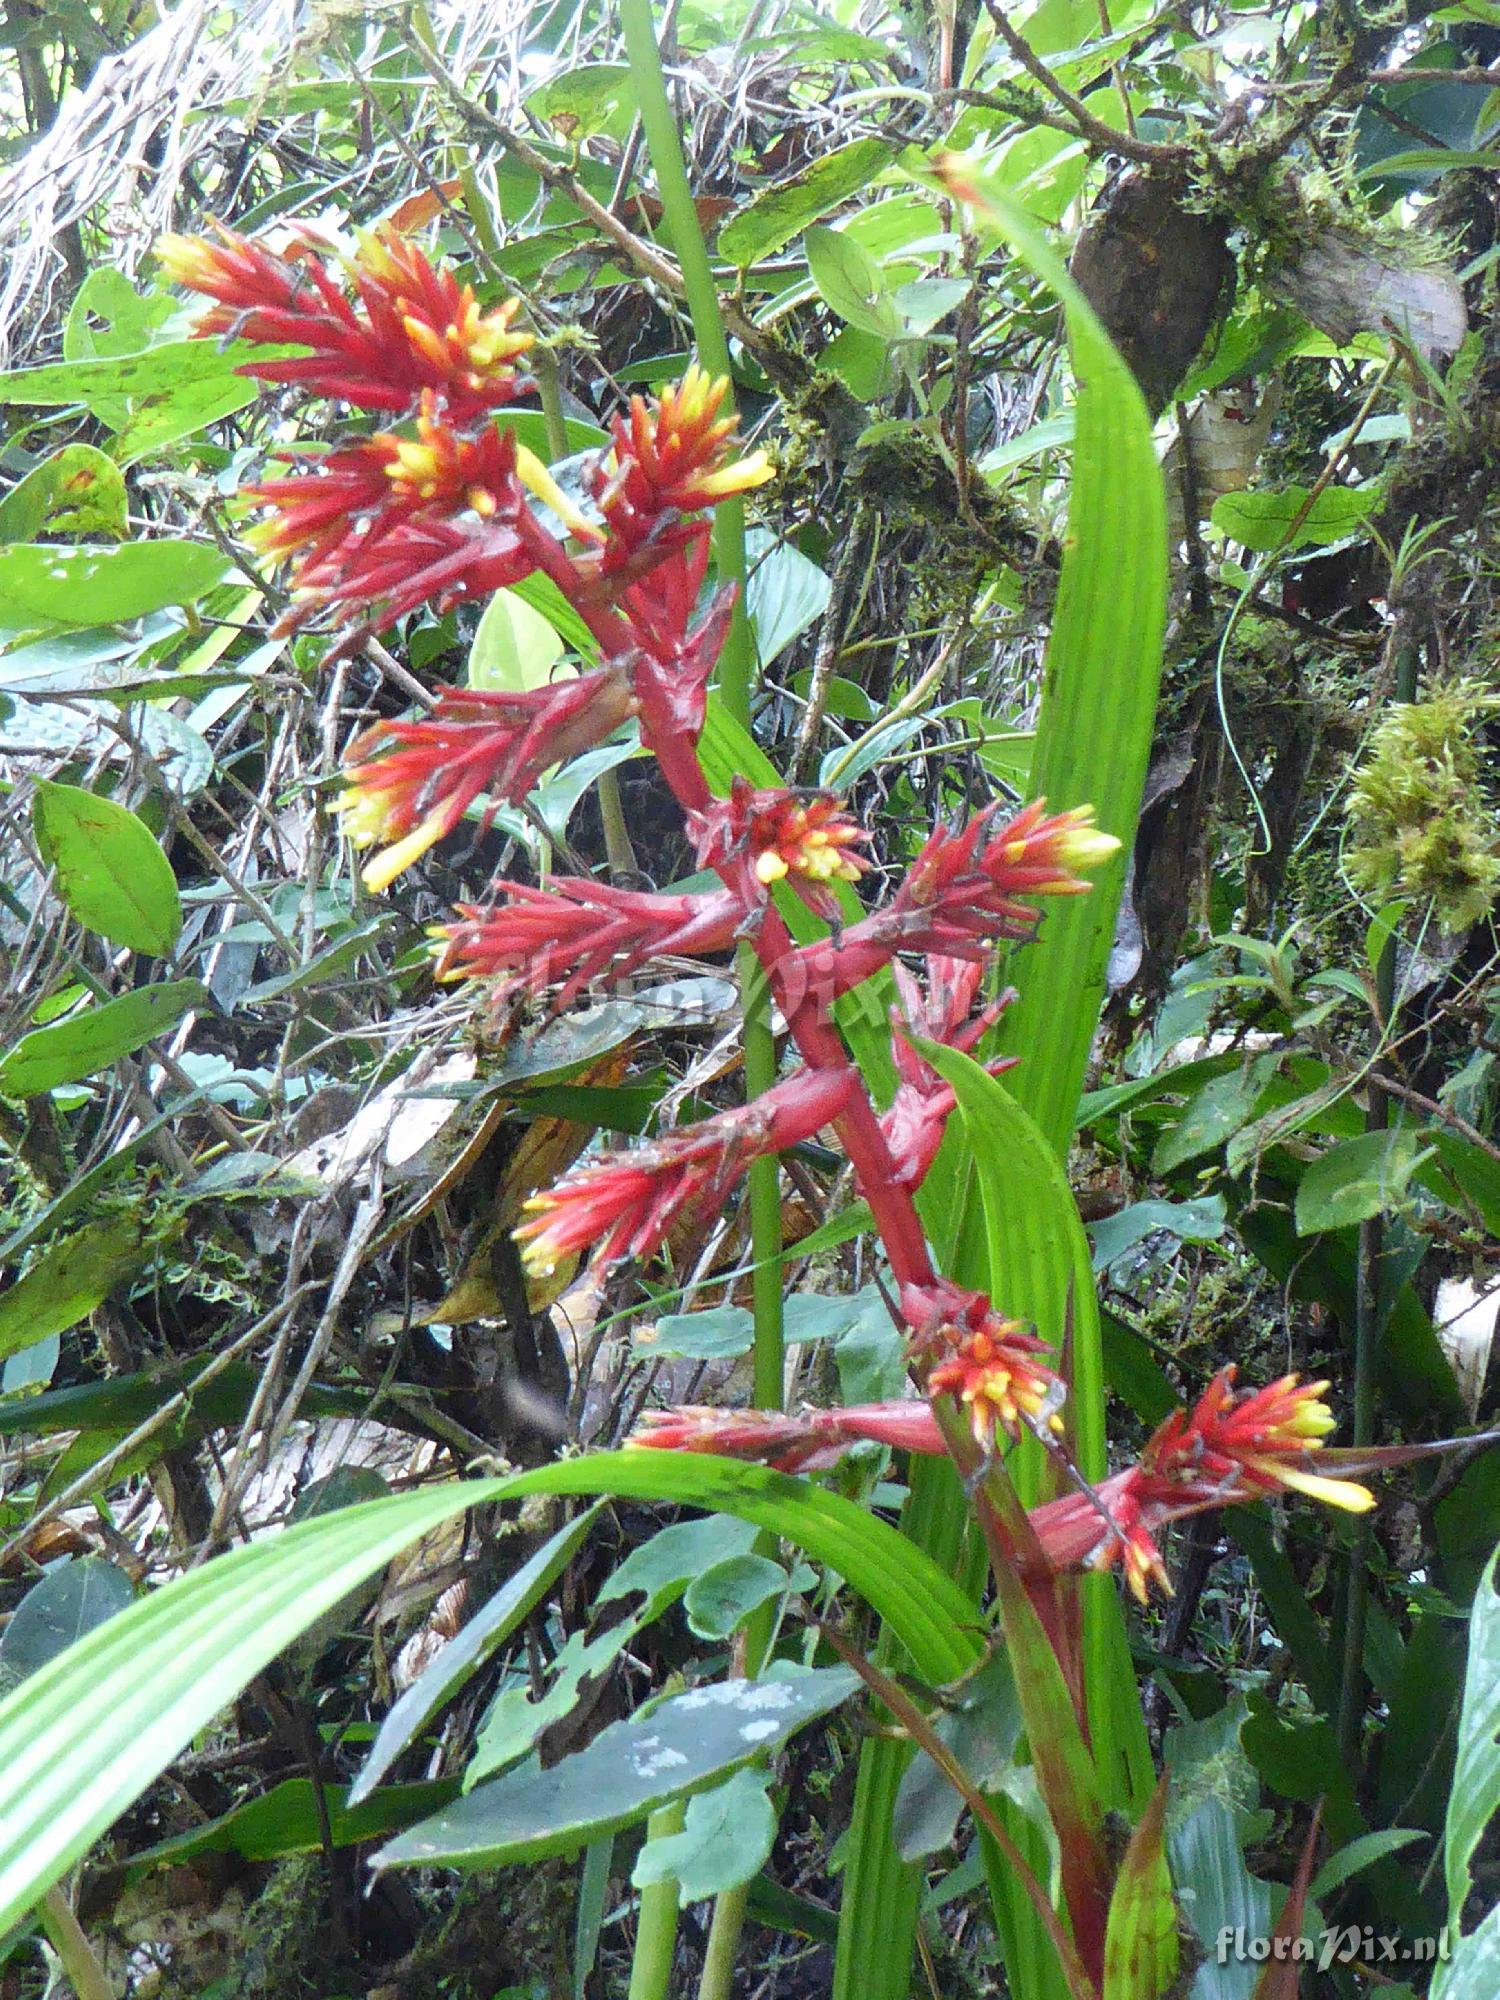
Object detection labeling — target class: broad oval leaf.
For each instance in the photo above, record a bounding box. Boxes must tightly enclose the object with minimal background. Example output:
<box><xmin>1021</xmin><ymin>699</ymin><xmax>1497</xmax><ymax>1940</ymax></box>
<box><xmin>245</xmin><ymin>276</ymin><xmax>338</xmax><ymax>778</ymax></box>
<box><xmin>374</xmin><ymin>1668</ymin><xmax>859</xmax><ymax>1871</ymax></box>
<box><xmin>0</xmin><ymin>1213</ymin><xmax>150</xmax><ymax>1361</ymax></box>
<box><xmin>32</xmin><ymin>780</ymin><xmax>182</xmax><ymax>956</ymax></box>
<box><xmin>1294</xmin><ymin>1129</ymin><xmax>1433</xmax><ymax>1235</ymax></box>
<box><xmin>0</xmin><ymin>540</ymin><xmax>228</xmax><ymax>629</ymax></box>
<box><xmin>683</xmin><ymin>1554</ymin><xmax>789</xmax><ymax>1641</ymax></box>
<box><xmin>1211</xmin><ymin>483</ymin><xmax>1374</xmax><ymax>554</ymax></box>
<box><xmin>804</xmin><ymin>223</ymin><xmax>900</xmax><ymax>339</ymax></box>
<box><xmin>468</xmin><ymin>584</ymin><xmax>566</xmax><ymax>692</ymax></box>
<box><xmin>719</xmin><ymin>138</ymin><xmax>893</xmax><ymax>266</ymax></box>
<box><xmin>0</xmin><ymin>979</ymin><xmax>207</xmax><ymax>1097</ymax></box>
<box><xmin>0</xmin><ymin>1557</ymin><xmax>134</xmax><ymax>1692</ymax></box>
<box><xmin>630</xmin><ymin>1767</ymin><xmax>777</xmax><ymax>1904</ymax></box>
<box><xmin>0</xmin><ymin>445</ymin><xmax>126</xmax><ymax>541</ymax></box>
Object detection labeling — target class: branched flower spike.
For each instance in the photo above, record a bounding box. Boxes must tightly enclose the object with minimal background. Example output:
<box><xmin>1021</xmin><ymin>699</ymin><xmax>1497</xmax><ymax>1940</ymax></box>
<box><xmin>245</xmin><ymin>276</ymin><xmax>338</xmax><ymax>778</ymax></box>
<box><xmin>164</xmin><ymin>220</ymin><xmax>1169</xmax><ymax>1633</ymax></box>
<box><xmin>339</xmin><ymin>672</ymin><xmax>636</xmax><ymax>892</ymax></box>
<box><xmin>156</xmin><ymin>220</ymin><xmax>534</xmax><ymax>417</ymax></box>
<box><xmin>516</xmin><ymin>1066</ymin><xmax>859</xmax><ymax>1273</ymax></box>
<box><xmin>430</xmin><ymin>878</ymin><xmax>742</xmax><ymax>1009</ymax></box>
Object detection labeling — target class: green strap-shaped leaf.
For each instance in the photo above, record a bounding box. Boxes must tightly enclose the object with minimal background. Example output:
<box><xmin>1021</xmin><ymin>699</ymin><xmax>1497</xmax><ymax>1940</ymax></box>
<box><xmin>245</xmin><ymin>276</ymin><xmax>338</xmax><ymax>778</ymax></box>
<box><xmin>837</xmin><ymin>146</ymin><xmax>1168</xmax><ymax>2000</ymax></box>
<box><xmin>0</xmin><ymin>980</ymin><xmax>207</xmax><ymax>1098</ymax></box>
<box><xmin>1102</xmin><ymin>1777</ymin><xmax>1179</xmax><ymax>2000</ymax></box>
<box><xmin>931</xmin><ymin>151</ymin><xmax>1169</xmax><ymax>1157</ymax></box>
<box><xmin>1444</xmin><ymin>1541</ymin><xmax>1500</xmax><ymax>1934</ymax></box>
<box><xmin>0</xmin><ymin>1452</ymin><xmax>982</xmax><ymax>1937</ymax></box>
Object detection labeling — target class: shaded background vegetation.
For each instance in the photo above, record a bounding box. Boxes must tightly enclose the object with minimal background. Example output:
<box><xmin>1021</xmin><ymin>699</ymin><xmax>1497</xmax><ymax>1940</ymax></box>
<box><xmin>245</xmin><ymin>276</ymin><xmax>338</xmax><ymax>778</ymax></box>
<box><xmin>1</xmin><ymin>0</ymin><xmax>1499</xmax><ymax>1993</ymax></box>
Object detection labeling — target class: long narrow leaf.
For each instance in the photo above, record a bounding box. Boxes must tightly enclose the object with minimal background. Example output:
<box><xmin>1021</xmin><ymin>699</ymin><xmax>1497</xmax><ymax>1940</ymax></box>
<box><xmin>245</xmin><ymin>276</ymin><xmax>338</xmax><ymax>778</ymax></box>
<box><xmin>0</xmin><ymin>1452</ymin><xmax>984</xmax><ymax>1935</ymax></box>
<box><xmin>1102</xmin><ymin>1777</ymin><xmax>1179</xmax><ymax>2000</ymax></box>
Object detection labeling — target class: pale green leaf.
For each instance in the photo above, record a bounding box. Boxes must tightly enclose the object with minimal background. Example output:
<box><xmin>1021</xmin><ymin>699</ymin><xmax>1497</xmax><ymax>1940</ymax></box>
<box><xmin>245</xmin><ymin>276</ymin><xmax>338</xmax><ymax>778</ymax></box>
<box><xmin>32</xmin><ymin>780</ymin><xmax>183</xmax><ymax>956</ymax></box>
<box><xmin>1295</xmin><ymin>1129</ymin><xmax>1434</xmax><ymax>1234</ymax></box>
<box><xmin>0</xmin><ymin>541</ymin><xmax>229</xmax><ymax>628</ymax></box>
<box><xmin>0</xmin><ymin>980</ymin><xmax>206</xmax><ymax>1097</ymax></box>
<box><xmin>1444</xmin><ymin>1542</ymin><xmax>1500</xmax><ymax>1932</ymax></box>
<box><xmin>378</xmin><ymin>1669</ymin><xmax>856</xmax><ymax>1870</ymax></box>
<box><xmin>631</xmin><ymin>1768</ymin><xmax>777</xmax><ymax>1902</ymax></box>
<box><xmin>468</xmin><ymin>585</ymin><xmax>567</xmax><ymax>692</ymax></box>
<box><xmin>0</xmin><ymin>1215</ymin><xmax>150</xmax><ymax>1360</ymax></box>
<box><xmin>719</xmin><ymin>138</ymin><xmax>894</xmax><ymax>266</ymax></box>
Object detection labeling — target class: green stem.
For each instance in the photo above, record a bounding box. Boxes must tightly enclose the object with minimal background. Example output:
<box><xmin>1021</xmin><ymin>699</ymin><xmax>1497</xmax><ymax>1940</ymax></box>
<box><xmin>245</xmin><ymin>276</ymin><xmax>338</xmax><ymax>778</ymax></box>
<box><xmin>697</xmin><ymin>1880</ymin><xmax>751</xmax><ymax>2000</ymax></box>
<box><xmin>620</xmin><ymin>0</ymin><xmax>781</xmax><ymax>1391</ymax></box>
<box><xmin>619</xmin><ymin>12</ymin><xmax>780</xmax><ymax>1994</ymax></box>
<box><xmin>41</xmin><ymin>1887</ymin><xmax>114</xmax><ymax>2000</ymax></box>
<box><xmin>1337</xmin><ymin>636</ymin><xmax>1419</xmax><ymax>1769</ymax></box>
<box><xmin>628</xmin><ymin>1801</ymin><xmax>687</xmax><ymax>2000</ymax></box>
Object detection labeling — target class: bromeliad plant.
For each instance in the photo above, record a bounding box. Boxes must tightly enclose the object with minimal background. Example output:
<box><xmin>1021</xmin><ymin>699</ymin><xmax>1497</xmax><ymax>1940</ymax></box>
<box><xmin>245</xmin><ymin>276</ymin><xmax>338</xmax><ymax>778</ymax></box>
<box><xmin>155</xmin><ymin>218</ymin><xmax>1420</xmax><ymax>1999</ymax></box>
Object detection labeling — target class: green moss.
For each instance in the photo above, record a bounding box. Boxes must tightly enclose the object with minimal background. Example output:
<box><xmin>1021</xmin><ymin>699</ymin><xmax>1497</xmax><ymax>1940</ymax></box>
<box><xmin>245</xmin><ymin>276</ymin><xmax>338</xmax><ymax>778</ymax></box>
<box><xmin>1345</xmin><ymin>680</ymin><xmax>1500</xmax><ymax>931</ymax></box>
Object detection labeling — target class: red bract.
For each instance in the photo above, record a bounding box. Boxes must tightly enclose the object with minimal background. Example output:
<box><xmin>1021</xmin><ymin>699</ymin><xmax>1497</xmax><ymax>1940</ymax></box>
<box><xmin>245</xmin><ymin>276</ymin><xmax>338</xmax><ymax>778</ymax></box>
<box><xmin>338</xmin><ymin>671</ymin><xmax>636</xmax><ymax>892</ymax></box>
<box><xmin>515</xmin><ymin>1065</ymin><xmax>859</xmax><ymax>1273</ymax></box>
<box><xmin>630</xmin><ymin>1399</ymin><xmax>945</xmax><ymax>1472</ymax></box>
<box><xmin>690</xmin><ymin>778</ymin><xmax>869</xmax><ymax>917</ymax></box>
<box><xmin>430</xmin><ymin>879</ymin><xmax>742</xmax><ymax>1008</ymax></box>
<box><xmin>902</xmin><ymin>1278</ymin><xmax>1063</xmax><ymax>1448</ymax></box>
<box><xmin>1029</xmin><ymin>1469</ymin><xmax>1175</xmax><ymax>1604</ymax></box>
<box><xmin>774</xmin><ymin>799</ymin><xmax>1120</xmax><ymax>1007</ymax></box>
<box><xmin>1027</xmin><ymin>1371</ymin><xmax>1371</xmax><ymax>1603</ymax></box>
<box><xmin>157</xmin><ymin>220</ymin><xmax>533</xmax><ymax>418</ymax></box>
<box><xmin>596</xmin><ymin>364</ymin><xmax>772</xmax><ymax>555</ymax></box>
<box><xmin>876</xmin><ymin>798</ymin><xmax>1118</xmax><ymax>958</ymax></box>
<box><xmin>1144</xmin><ymin>1365</ymin><xmax>1373</xmax><ymax>1513</ymax></box>
<box><xmin>880</xmin><ymin>957</ymin><xmax>1016</xmax><ymax>1188</ymax></box>
<box><xmin>247</xmin><ymin>394</ymin><xmax>523</xmax><ymax>562</ymax></box>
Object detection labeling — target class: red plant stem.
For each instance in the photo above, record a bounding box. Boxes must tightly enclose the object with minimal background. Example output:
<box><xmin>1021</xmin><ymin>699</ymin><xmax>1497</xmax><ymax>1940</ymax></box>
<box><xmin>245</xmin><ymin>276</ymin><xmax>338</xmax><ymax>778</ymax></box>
<box><xmin>646</xmin><ymin>707</ymin><xmax>940</xmax><ymax>1290</ymax></box>
<box><xmin>638</xmin><ymin>655</ymin><xmax>1113</xmax><ymax>1970</ymax></box>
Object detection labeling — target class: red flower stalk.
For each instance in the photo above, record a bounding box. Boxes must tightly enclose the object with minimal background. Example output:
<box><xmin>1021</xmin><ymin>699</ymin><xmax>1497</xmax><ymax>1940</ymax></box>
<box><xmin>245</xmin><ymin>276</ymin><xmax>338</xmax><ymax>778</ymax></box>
<box><xmin>157</xmin><ymin>220</ymin><xmax>534</xmax><ymax>418</ymax></box>
<box><xmin>880</xmin><ymin>956</ymin><xmax>1016</xmax><ymax>1188</ymax></box>
<box><xmin>594</xmin><ymin>364</ymin><xmax>772</xmax><ymax>555</ymax></box>
<box><xmin>1143</xmin><ymin>1365</ymin><xmax>1373</xmax><ymax>1513</ymax></box>
<box><xmin>430</xmin><ymin>878</ymin><xmax>742</xmax><ymax>1008</ymax></box>
<box><xmin>630</xmin><ymin>1399</ymin><xmax>945</xmax><ymax>1472</ymax></box>
<box><xmin>515</xmin><ymin>1064</ymin><xmax>859</xmax><ymax>1274</ymax></box>
<box><xmin>773</xmin><ymin>798</ymin><xmax>1120</xmax><ymax>1009</ymax></box>
<box><xmin>338</xmin><ymin>670</ymin><xmax>636</xmax><ymax>891</ymax></box>
<box><xmin>1027</xmin><ymin>1370</ymin><xmax>1371</xmax><ymax>1602</ymax></box>
<box><xmin>902</xmin><ymin>1278</ymin><xmax>1063</xmax><ymax>1448</ymax></box>
<box><xmin>690</xmin><ymin>778</ymin><xmax>870</xmax><ymax>917</ymax></box>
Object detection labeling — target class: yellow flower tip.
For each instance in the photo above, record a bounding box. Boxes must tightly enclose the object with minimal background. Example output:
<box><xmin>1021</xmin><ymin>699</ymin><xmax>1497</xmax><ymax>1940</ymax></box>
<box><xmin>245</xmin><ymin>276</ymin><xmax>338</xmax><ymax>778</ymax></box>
<box><xmin>331</xmin><ymin>783</ymin><xmax>392</xmax><ymax>849</ymax></box>
<box><xmin>755</xmin><ymin>849</ymin><xmax>790</xmax><ymax>885</ymax></box>
<box><xmin>467</xmin><ymin>486</ymin><xmax>498</xmax><ymax>518</ymax></box>
<box><xmin>513</xmin><ymin>1209</ymin><xmax>561</xmax><ymax>1278</ymax></box>
<box><xmin>357</xmin><ymin>811</ymin><xmax>448</xmax><ymax>894</ymax></box>
<box><xmin>154</xmin><ymin>231</ymin><xmax>208</xmax><ymax>283</ymax></box>
<box><xmin>1263</xmin><ymin>1462</ymin><xmax>1377</xmax><ymax>1514</ymax></box>
<box><xmin>402</xmin><ymin>314</ymin><xmax>452</xmax><ymax>373</ymax></box>
<box><xmin>515</xmin><ymin>444</ymin><xmax>602</xmax><ymax>542</ymax></box>
<box><xmin>697</xmin><ymin>449</ymin><xmax>775</xmax><ymax>500</ymax></box>
<box><xmin>1057</xmin><ymin>825</ymin><xmax>1122</xmax><ymax>871</ymax></box>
